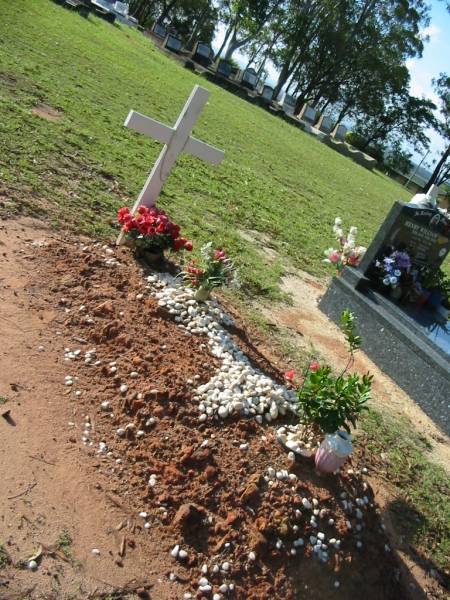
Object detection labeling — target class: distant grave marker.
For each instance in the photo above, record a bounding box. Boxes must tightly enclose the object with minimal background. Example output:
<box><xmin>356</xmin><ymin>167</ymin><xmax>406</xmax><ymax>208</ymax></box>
<box><xmin>164</xmin><ymin>34</ymin><xmax>182</xmax><ymax>53</ymax></box>
<box><xmin>152</xmin><ymin>22</ymin><xmax>167</xmax><ymax>38</ymax></box>
<box><xmin>216</xmin><ymin>59</ymin><xmax>231</xmax><ymax>78</ymax></box>
<box><xmin>332</xmin><ymin>123</ymin><xmax>347</xmax><ymax>141</ymax></box>
<box><xmin>241</xmin><ymin>68</ymin><xmax>258</xmax><ymax>90</ymax></box>
<box><xmin>282</xmin><ymin>94</ymin><xmax>296</xmax><ymax>115</ymax></box>
<box><xmin>118</xmin><ymin>85</ymin><xmax>224</xmax><ymax>242</ymax></box>
<box><xmin>316</xmin><ymin>115</ymin><xmax>333</xmax><ymax>134</ymax></box>
<box><xmin>298</xmin><ymin>104</ymin><xmax>317</xmax><ymax>125</ymax></box>
<box><xmin>260</xmin><ymin>85</ymin><xmax>274</xmax><ymax>102</ymax></box>
<box><xmin>192</xmin><ymin>41</ymin><xmax>213</xmax><ymax>66</ymax></box>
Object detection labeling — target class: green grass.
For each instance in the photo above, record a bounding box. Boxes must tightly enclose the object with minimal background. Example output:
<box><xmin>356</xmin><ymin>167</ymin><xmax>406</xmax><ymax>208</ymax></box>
<box><xmin>57</xmin><ymin>528</ymin><xmax>73</xmax><ymax>558</ymax></box>
<box><xmin>0</xmin><ymin>0</ymin><xmax>414</xmax><ymax>298</ymax></box>
<box><xmin>359</xmin><ymin>410</ymin><xmax>450</xmax><ymax>573</ymax></box>
<box><xmin>0</xmin><ymin>544</ymin><xmax>8</xmax><ymax>569</ymax></box>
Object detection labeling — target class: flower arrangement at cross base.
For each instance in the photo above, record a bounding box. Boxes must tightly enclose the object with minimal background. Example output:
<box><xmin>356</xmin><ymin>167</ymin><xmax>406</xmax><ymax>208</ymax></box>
<box><xmin>281</xmin><ymin>311</ymin><xmax>372</xmax><ymax>473</ymax></box>
<box><xmin>323</xmin><ymin>217</ymin><xmax>366</xmax><ymax>274</ymax></box>
<box><xmin>182</xmin><ymin>242</ymin><xmax>239</xmax><ymax>302</ymax></box>
<box><xmin>117</xmin><ymin>205</ymin><xmax>192</xmax><ymax>266</ymax></box>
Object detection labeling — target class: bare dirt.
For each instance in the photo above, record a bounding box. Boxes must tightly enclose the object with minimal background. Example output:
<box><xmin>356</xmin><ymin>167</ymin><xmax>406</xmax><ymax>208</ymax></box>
<box><xmin>31</xmin><ymin>104</ymin><xmax>62</xmax><ymax>121</ymax></box>
<box><xmin>0</xmin><ymin>218</ymin><xmax>446</xmax><ymax>600</ymax></box>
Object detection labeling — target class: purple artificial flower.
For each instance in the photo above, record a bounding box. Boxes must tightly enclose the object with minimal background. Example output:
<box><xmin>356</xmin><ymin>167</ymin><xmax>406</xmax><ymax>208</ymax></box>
<box><xmin>394</xmin><ymin>251</ymin><xmax>411</xmax><ymax>271</ymax></box>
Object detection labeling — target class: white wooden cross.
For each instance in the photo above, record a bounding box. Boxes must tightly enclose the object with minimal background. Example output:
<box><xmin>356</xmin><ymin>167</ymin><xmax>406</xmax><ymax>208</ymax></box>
<box><xmin>118</xmin><ymin>85</ymin><xmax>224</xmax><ymax>243</ymax></box>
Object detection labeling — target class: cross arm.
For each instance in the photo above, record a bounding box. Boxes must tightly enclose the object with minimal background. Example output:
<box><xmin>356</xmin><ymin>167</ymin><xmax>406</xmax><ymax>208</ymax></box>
<box><xmin>124</xmin><ymin>110</ymin><xmax>174</xmax><ymax>145</ymax></box>
<box><xmin>184</xmin><ymin>136</ymin><xmax>225</xmax><ymax>165</ymax></box>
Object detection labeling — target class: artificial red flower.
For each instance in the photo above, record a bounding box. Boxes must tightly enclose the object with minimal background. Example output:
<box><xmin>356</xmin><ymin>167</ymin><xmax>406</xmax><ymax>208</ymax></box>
<box><xmin>184</xmin><ymin>241</ymin><xmax>193</xmax><ymax>251</ymax></box>
<box><xmin>309</xmin><ymin>361</ymin><xmax>320</xmax><ymax>372</ymax></box>
<box><xmin>117</xmin><ymin>207</ymin><xmax>130</xmax><ymax>224</ymax></box>
<box><xmin>173</xmin><ymin>238</ymin><xmax>186</xmax><ymax>251</ymax></box>
<box><xmin>123</xmin><ymin>218</ymin><xmax>137</xmax><ymax>232</ymax></box>
<box><xmin>284</xmin><ymin>370</ymin><xmax>295</xmax><ymax>382</ymax></box>
<box><xmin>137</xmin><ymin>205</ymin><xmax>148</xmax><ymax>215</ymax></box>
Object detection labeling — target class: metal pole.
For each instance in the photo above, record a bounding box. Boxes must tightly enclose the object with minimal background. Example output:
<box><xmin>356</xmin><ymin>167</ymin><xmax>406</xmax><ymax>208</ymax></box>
<box><xmin>404</xmin><ymin>149</ymin><xmax>430</xmax><ymax>188</ymax></box>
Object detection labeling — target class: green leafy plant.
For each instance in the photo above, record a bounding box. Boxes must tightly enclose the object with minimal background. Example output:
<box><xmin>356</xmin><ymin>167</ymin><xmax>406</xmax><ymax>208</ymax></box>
<box><xmin>297</xmin><ymin>310</ymin><xmax>372</xmax><ymax>434</ymax></box>
<box><xmin>57</xmin><ymin>529</ymin><xmax>72</xmax><ymax>558</ymax></box>
<box><xmin>0</xmin><ymin>544</ymin><xmax>9</xmax><ymax>569</ymax></box>
<box><xmin>298</xmin><ymin>367</ymin><xmax>372</xmax><ymax>434</ymax></box>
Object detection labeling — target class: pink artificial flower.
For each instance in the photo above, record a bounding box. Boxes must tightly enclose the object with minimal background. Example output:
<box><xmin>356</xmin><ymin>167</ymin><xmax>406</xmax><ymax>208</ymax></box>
<box><xmin>328</xmin><ymin>251</ymin><xmax>341</xmax><ymax>264</ymax></box>
<box><xmin>309</xmin><ymin>361</ymin><xmax>320</xmax><ymax>372</ymax></box>
<box><xmin>214</xmin><ymin>249</ymin><xmax>227</xmax><ymax>261</ymax></box>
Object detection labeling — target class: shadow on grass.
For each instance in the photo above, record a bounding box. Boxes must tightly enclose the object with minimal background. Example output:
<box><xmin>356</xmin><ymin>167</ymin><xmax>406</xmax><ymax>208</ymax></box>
<box><xmin>385</xmin><ymin>497</ymin><xmax>449</xmax><ymax>594</ymax></box>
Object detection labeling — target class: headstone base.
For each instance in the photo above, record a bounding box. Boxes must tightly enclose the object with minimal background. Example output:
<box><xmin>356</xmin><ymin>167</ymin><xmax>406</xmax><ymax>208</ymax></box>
<box><xmin>319</xmin><ymin>268</ymin><xmax>450</xmax><ymax>436</ymax></box>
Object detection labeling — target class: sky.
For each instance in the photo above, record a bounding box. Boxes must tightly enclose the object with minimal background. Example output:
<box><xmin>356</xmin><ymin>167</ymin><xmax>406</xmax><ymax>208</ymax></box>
<box><xmin>213</xmin><ymin>1</ymin><xmax>450</xmax><ymax>168</ymax></box>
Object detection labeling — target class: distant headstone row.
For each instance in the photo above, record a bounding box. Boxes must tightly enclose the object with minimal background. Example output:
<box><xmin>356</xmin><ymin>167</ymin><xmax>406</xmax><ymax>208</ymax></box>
<box><xmin>149</xmin><ymin>25</ymin><xmax>373</xmax><ymax>170</ymax></box>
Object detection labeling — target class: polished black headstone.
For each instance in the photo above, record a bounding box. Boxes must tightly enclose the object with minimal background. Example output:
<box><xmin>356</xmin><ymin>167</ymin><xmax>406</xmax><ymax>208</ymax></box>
<box><xmin>164</xmin><ymin>34</ymin><xmax>182</xmax><ymax>53</ymax></box>
<box><xmin>216</xmin><ymin>59</ymin><xmax>231</xmax><ymax>78</ymax></box>
<box><xmin>192</xmin><ymin>41</ymin><xmax>213</xmax><ymax>66</ymax></box>
<box><xmin>320</xmin><ymin>201</ymin><xmax>450</xmax><ymax>435</ymax></box>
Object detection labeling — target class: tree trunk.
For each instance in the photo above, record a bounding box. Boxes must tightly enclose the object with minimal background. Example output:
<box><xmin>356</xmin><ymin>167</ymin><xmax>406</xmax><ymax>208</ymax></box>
<box><xmin>224</xmin><ymin>31</ymin><xmax>253</xmax><ymax>61</ymax></box>
<box><xmin>273</xmin><ymin>53</ymin><xmax>298</xmax><ymax>100</ymax></box>
<box><xmin>423</xmin><ymin>145</ymin><xmax>450</xmax><ymax>192</ymax></box>
<box><xmin>185</xmin><ymin>6</ymin><xmax>208</xmax><ymax>50</ymax></box>
<box><xmin>214</xmin><ymin>23</ymin><xmax>233</xmax><ymax>60</ymax></box>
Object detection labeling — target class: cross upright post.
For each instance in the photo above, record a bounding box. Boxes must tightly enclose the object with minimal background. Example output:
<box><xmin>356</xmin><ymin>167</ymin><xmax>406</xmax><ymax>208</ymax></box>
<box><xmin>117</xmin><ymin>85</ymin><xmax>224</xmax><ymax>244</ymax></box>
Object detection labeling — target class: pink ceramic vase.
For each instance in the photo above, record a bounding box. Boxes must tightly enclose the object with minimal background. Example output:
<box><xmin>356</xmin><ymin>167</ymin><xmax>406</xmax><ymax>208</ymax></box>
<box><xmin>315</xmin><ymin>431</ymin><xmax>352</xmax><ymax>474</ymax></box>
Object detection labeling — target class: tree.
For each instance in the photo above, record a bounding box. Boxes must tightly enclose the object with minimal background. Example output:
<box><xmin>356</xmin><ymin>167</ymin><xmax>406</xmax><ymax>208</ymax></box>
<box><xmin>424</xmin><ymin>73</ymin><xmax>450</xmax><ymax>191</ymax></box>
<box><xmin>268</xmin><ymin>0</ymin><xmax>429</xmax><ymax>109</ymax></box>
<box><xmin>129</xmin><ymin>0</ymin><xmax>218</xmax><ymax>45</ymax></box>
<box><xmin>353</xmin><ymin>93</ymin><xmax>437</xmax><ymax>153</ymax></box>
<box><xmin>215</xmin><ymin>0</ymin><xmax>284</xmax><ymax>61</ymax></box>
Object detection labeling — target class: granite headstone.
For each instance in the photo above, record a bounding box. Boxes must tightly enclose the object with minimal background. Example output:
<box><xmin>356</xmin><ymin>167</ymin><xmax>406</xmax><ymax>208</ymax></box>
<box><xmin>261</xmin><ymin>84</ymin><xmax>274</xmax><ymax>102</ymax></box>
<box><xmin>282</xmin><ymin>94</ymin><xmax>296</xmax><ymax>115</ymax></box>
<box><xmin>152</xmin><ymin>22</ymin><xmax>167</xmax><ymax>38</ymax></box>
<box><xmin>216</xmin><ymin>59</ymin><xmax>231</xmax><ymax>78</ymax></box>
<box><xmin>358</xmin><ymin>202</ymin><xmax>450</xmax><ymax>276</ymax></box>
<box><xmin>241</xmin><ymin>68</ymin><xmax>258</xmax><ymax>89</ymax></box>
<box><xmin>192</xmin><ymin>41</ymin><xmax>213</xmax><ymax>66</ymax></box>
<box><xmin>319</xmin><ymin>200</ymin><xmax>450</xmax><ymax>435</ymax></box>
<box><xmin>164</xmin><ymin>34</ymin><xmax>183</xmax><ymax>53</ymax></box>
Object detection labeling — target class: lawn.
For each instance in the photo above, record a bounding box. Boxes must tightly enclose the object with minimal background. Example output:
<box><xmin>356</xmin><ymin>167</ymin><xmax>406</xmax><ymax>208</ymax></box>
<box><xmin>0</xmin><ymin>0</ymin><xmax>412</xmax><ymax>298</ymax></box>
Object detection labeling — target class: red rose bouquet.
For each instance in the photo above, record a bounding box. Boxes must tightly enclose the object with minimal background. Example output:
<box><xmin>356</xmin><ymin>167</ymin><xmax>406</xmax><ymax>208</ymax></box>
<box><xmin>117</xmin><ymin>206</ymin><xmax>192</xmax><ymax>254</ymax></box>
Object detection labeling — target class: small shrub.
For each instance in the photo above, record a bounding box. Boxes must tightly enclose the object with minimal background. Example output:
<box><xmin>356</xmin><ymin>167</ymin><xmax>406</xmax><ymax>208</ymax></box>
<box><xmin>297</xmin><ymin>311</ymin><xmax>372</xmax><ymax>434</ymax></box>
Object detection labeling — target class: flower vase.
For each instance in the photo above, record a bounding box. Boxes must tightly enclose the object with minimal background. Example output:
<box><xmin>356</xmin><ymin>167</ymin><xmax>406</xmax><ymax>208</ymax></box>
<box><xmin>390</xmin><ymin>286</ymin><xmax>402</xmax><ymax>301</ymax></box>
<box><xmin>315</xmin><ymin>431</ymin><xmax>352</xmax><ymax>474</ymax></box>
<box><xmin>142</xmin><ymin>250</ymin><xmax>165</xmax><ymax>270</ymax></box>
<box><xmin>133</xmin><ymin>246</ymin><xmax>165</xmax><ymax>269</ymax></box>
<box><xmin>194</xmin><ymin>286</ymin><xmax>211</xmax><ymax>302</ymax></box>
